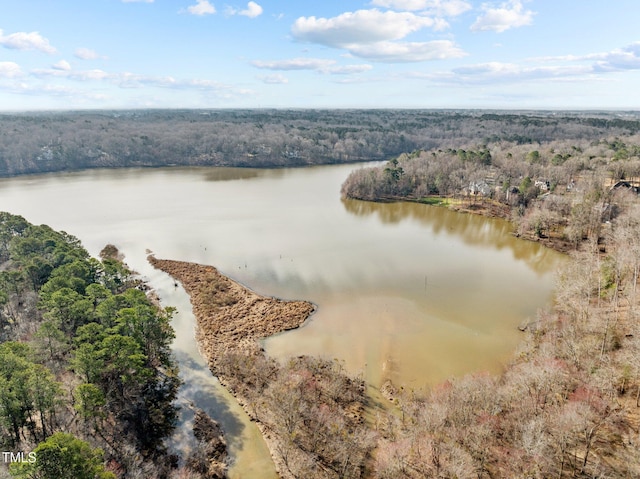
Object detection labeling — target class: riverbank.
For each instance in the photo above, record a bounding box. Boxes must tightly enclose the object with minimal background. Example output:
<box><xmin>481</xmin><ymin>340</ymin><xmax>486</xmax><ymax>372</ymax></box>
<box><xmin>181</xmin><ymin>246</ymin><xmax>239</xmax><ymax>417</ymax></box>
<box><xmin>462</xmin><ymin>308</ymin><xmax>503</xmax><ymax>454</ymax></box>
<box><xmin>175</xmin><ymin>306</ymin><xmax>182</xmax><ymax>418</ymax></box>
<box><xmin>446</xmin><ymin>198</ymin><xmax>576</xmax><ymax>254</ymax></box>
<box><xmin>365</xmin><ymin>194</ymin><xmax>575</xmax><ymax>254</ymax></box>
<box><xmin>4</xmin><ymin>109</ymin><xmax>630</xmax><ymax>177</ymax></box>
<box><xmin>147</xmin><ymin>256</ymin><xmax>374</xmax><ymax>479</ymax></box>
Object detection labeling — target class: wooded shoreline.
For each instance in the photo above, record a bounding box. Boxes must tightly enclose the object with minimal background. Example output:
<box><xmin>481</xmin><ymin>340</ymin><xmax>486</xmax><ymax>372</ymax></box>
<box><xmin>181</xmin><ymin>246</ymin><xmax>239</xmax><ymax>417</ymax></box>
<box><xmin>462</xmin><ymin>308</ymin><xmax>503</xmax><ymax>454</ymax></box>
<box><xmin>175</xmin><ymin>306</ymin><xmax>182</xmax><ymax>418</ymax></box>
<box><xmin>148</xmin><ymin>172</ymin><xmax>640</xmax><ymax>478</ymax></box>
<box><xmin>147</xmin><ymin>256</ymin><xmax>316</xmax><ymax>478</ymax></box>
<box><xmin>2</xmin><ymin>109</ymin><xmax>639</xmax><ymax>177</ymax></box>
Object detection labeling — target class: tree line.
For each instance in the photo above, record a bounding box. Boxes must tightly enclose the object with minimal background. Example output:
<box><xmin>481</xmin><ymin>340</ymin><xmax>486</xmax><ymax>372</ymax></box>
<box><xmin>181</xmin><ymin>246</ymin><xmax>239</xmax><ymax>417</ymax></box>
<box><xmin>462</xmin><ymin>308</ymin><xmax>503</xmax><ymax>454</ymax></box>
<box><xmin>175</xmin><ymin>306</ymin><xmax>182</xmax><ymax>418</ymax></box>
<box><xmin>341</xmin><ymin>133</ymin><xmax>640</xmax><ymax>250</ymax></box>
<box><xmin>336</xmin><ymin>127</ymin><xmax>640</xmax><ymax>477</ymax></box>
<box><xmin>0</xmin><ymin>213</ymin><xmax>219</xmax><ymax>479</ymax></box>
<box><xmin>3</xmin><ymin>110</ymin><xmax>640</xmax><ymax>477</ymax></box>
<box><xmin>217</xmin><ymin>349</ymin><xmax>374</xmax><ymax>479</ymax></box>
<box><xmin>1</xmin><ymin>109</ymin><xmax>640</xmax><ymax>176</ymax></box>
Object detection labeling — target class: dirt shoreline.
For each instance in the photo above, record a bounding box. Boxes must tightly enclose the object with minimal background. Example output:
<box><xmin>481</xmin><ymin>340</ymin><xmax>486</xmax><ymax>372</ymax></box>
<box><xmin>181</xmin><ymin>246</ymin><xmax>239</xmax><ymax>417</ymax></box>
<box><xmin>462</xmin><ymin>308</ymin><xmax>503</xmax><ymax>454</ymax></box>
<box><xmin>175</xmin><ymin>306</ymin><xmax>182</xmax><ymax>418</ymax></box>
<box><xmin>147</xmin><ymin>255</ymin><xmax>315</xmax><ymax>478</ymax></box>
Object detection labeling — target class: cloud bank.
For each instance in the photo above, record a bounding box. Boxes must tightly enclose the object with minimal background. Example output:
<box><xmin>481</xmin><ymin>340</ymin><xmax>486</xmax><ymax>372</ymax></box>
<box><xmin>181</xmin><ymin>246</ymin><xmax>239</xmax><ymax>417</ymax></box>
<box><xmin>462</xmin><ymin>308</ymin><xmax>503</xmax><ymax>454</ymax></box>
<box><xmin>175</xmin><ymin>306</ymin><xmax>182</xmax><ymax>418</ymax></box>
<box><xmin>291</xmin><ymin>9</ymin><xmax>464</xmax><ymax>62</ymax></box>
<box><xmin>0</xmin><ymin>62</ymin><xmax>23</xmax><ymax>78</ymax></box>
<box><xmin>370</xmin><ymin>0</ymin><xmax>472</xmax><ymax>17</ymax></box>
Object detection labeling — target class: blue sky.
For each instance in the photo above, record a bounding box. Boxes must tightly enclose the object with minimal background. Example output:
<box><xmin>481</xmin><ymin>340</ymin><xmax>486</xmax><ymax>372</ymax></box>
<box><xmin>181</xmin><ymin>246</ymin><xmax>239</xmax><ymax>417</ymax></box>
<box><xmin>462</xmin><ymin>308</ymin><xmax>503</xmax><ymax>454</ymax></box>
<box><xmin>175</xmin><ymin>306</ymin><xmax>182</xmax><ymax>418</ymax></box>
<box><xmin>1</xmin><ymin>0</ymin><xmax>639</xmax><ymax>110</ymax></box>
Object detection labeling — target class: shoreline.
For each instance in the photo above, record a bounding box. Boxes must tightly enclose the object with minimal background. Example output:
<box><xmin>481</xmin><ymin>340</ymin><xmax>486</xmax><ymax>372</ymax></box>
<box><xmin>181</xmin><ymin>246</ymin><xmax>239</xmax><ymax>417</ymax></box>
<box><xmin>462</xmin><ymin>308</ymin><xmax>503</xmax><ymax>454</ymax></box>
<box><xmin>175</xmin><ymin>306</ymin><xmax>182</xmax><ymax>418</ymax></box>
<box><xmin>348</xmin><ymin>194</ymin><xmax>575</xmax><ymax>254</ymax></box>
<box><xmin>147</xmin><ymin>255</ymin><xmax>316</xmax><ymax>478</ymax></box>
<box><xmin>0</xmin><ymin>158</ymin><xmax>379</xmax><ymax>180</ymax></box>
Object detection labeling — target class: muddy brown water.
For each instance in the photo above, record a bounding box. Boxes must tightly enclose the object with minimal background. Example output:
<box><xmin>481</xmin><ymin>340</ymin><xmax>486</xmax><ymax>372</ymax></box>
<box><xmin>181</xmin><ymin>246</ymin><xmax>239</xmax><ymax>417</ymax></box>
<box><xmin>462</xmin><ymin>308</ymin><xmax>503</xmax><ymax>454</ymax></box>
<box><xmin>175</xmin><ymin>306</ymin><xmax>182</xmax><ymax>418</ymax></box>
<box><xmin>0</xmin><ymin>163</ymin><xmax>564</xmax><ymax>477</ymax></box>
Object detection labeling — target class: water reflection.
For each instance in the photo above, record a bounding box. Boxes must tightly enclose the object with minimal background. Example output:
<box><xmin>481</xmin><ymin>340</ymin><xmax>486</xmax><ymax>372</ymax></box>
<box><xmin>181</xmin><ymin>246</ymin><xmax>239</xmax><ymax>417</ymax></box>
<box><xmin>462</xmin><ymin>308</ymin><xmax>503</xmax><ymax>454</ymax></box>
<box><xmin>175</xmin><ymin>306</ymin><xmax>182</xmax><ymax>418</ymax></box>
<box><xmin>168</xmin><ymin>351</ymin><xmax>245</xmax><ymax>457</ymax></box>
<box><xmin>341</xmin><ymin>198</ymin><xmax>560</xmax><ymax>275</ymax></box>
<box><xmin>203</xmin><ymin>167</ymin><xmax>266</xmax><ymax>182</ymax></box>
<box><xmin>151</xmin><ymin>273</ymin><xmax>278</xmax><ymax>479</ymax></box>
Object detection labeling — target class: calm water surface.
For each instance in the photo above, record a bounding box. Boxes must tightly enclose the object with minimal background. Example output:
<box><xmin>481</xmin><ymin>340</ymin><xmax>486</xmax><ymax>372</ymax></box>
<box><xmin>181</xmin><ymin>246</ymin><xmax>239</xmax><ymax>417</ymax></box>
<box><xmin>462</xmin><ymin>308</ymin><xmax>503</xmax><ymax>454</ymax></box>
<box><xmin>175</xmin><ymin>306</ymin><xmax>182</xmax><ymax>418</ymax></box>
<box><xmin>0</xmin><ymin>163</ymin><xmax>564</xmax><ymax>477</ymax></box>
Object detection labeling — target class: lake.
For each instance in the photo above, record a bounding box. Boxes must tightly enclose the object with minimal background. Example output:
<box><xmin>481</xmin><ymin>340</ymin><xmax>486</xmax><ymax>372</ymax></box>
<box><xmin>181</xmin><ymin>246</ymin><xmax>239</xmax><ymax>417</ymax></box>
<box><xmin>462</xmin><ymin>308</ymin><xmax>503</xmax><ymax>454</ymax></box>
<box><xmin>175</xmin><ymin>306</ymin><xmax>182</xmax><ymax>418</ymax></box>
<box><xmin>0</xmin><ymin>163</ymin><xmax>563</xmax><ymax>477</ymax></box>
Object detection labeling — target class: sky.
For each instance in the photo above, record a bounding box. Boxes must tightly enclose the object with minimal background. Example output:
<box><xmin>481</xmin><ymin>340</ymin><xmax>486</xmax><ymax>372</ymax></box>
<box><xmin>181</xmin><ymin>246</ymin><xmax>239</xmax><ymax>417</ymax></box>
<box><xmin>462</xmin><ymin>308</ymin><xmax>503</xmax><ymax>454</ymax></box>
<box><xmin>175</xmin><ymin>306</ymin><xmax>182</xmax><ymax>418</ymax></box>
<box><xmin>1</xmin><ymin>0</ymin><xmax>640</xmax><ymax>110</ymax></box>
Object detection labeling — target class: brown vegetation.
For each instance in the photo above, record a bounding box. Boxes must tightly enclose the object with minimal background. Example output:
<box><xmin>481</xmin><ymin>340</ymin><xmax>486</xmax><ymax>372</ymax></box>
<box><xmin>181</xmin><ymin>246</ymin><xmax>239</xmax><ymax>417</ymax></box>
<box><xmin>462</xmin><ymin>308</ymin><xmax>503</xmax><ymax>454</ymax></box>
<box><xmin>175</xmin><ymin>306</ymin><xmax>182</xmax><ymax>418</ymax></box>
<box><xmin>148</xmin><ymin>256</ymin><xmax>374</xmax><ymax>479</ymax></box>
<box><xmin>336</xmin><ymin>131</ymin><xmax>640</xmax><ymax>477</ymax></box>
<box><xmin>7</xmin><ymin>112</ymin><xmax>640</xmax><ymax>477</ymax></box>
<box><xmin>146</xmin><ymin>256</ymin><xmax>314</xmax><ymax>363</ymax></box>
<box><xmin>185</xmin><ymin>409</ymin><xmax>228</xmax><ymax>479</ymax></box>
<box><xmin>369</xmin><ymin>204</ymin><xmax>640</xmax><ymax>478</ymax></box>
<box><xmin>342</xmin><ymin>134</ymin><xmax>640</xmax><ymax>254</ymax></box>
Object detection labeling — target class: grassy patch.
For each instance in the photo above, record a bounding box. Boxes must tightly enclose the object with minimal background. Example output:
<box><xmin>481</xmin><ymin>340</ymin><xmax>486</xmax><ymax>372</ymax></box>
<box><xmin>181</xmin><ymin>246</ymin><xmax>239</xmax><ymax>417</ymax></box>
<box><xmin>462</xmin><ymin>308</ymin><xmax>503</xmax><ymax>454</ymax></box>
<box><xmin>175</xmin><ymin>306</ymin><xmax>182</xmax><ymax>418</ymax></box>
<box><xmin>419</xmin><ymin>196</ymin><xmax>451</xmax><ymax>206</ymax></box>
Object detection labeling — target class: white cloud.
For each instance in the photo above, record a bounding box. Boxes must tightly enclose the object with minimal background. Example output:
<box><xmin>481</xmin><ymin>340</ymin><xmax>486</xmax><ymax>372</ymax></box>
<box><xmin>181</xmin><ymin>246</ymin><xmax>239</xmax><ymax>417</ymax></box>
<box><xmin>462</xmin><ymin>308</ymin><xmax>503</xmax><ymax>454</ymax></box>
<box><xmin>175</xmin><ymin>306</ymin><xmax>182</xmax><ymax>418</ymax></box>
<box><xmin>226</xmin><ymin>2</ymin><xmax>263</xmax><ymax>18</ymax></box>
<box><xmin>258</xmin><ymin>74</ymin><xmax>289</xmax><ymax>84</ymax></box>
<box><xmin>78</xmin><ymin>69</ymin><xmax>111</xmax><ymax>81</ymax></box>
<box><xmin>592</xmin><ymin>42</ymin><xmax>640</xmax><ymax>72</ymax></box>
<box><xmin>424</xmin><ymin>0</ymin><xmax>472</xmax><ymax>16</ymax></box>
<box><xmin>0</xmin><ymin>29</ymin><xmax>57</xmax><ymax>54</ymax></box>
<box><xmin>187</xmin><ymin>0</ymin><xmax>216</xmax><ymax>16</ymax></box>
<box><xmin>33</xmin><ymin>68</ymin><xmax>111</xmax><ymax>81</ymax></box>
<box><xmin>252</xmin><ymin>57</ymin><xmax>373</xmax><ymax>75</ymax></box>
<box><xmin>524</xmin><ymin>43</ymin><xmax>640</xmax><ymax>74</ymax></box>
<box><xmin>291</xmin><ymin>9</ymin><xmax>461</xmax><ymax>63</ymax></box>
<box><xmin>252</xmin><ymin>58</ymin><xmax>336</xmax><ymax>71</ymax></box>
<box><xmin>28</xmin><ymin>65</ymin><xmax>252</xmax><ymax>98</ymax></box>
<box><xmin>471</xmin><ymin>0</ymin><xmax>535</xmax><ymax>33</ymax></box>
<box><xmin>451</xmin><ymin>62</ymin><xmax>590</xmax><ymax>81</ymax></box>
<box><xmin>52</xmin><ymin>60</ymin><xmax>72</xmax><ymax>71</ymax></box>
<box><xmin>0</xmin><ymin>62</ymin><xmax>23</xmax><ymax>78</ymax></box>
<box><xmin>292</xmin><ymin>9</ymin><xmax>446</xmax><ymax>48</ymax></box>
<box><xmin>416</xmin><ymin>42</ymin><xmax>640</xmax><ymax>86</ymax></box>
<box><xmin>75</xmin><ymin>47</ymin><xmax>103</xmax><ymax>60</ymax></box>
<box><xmin>240</xmin><ymin>2</ymin><xmax>263</xmax><ymax>18</ymax></box>
<box><xmin>117</xmin><ymin>72</ymin><xmax>177</xmax><ymax>88</ymax></box>
<box><xmin>327</xmin><ymin>64</ymin><xmax>373</xmax><ymax>74</ymax></box>
<box><xmin>370</xmin><ymin>0</ymin><xmax>427</xmax><ymax>10</ymax></box>
<box><xmin>370</xmin><ymin>0</ymin><xmax>472</xmax><ymax>16</ymax></box>
<box><xmin>6</xmin><ymin>82</ymin><xmax>110</xmax><ymax>101</ymax></box>
<box><xmin>452</xmin><ymin>62</ymin><xmax>517</xmax><ymax>75</ymax></box>
<box><xmin>349</xmin><ymin>40</ymin><xmax>466</xmax><ymax>62</ymax></box>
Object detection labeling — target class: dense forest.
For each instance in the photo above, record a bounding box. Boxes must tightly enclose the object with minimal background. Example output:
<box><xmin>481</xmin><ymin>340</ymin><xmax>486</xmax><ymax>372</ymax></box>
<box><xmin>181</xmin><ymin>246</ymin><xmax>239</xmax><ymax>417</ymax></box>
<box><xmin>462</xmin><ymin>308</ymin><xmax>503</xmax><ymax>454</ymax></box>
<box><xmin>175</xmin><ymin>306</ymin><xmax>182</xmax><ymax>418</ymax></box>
<box><xmin>1</xmin><ymin>109</ymin><xmax>640</xmax><ymax>176</ymax></box>
<box><xmin>0</xmin><ymin>214</ymin><xmax>225</xmax><ymax>479</ymax></box>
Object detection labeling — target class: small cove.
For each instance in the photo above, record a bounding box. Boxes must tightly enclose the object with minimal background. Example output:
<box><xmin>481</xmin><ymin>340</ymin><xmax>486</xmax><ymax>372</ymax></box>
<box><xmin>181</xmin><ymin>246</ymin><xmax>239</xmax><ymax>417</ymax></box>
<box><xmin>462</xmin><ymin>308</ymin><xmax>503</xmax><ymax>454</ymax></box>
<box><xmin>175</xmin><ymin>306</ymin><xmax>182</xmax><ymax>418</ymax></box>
<box><xmin>0</xmin><ymin>163</ymin><xmax>564</xmax><ymax>476</ymax></box>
